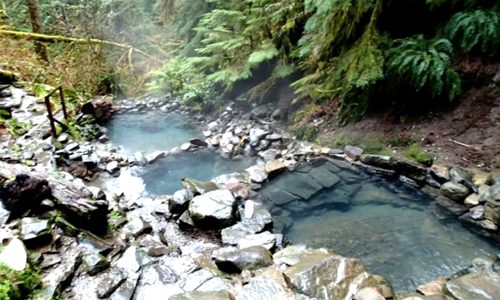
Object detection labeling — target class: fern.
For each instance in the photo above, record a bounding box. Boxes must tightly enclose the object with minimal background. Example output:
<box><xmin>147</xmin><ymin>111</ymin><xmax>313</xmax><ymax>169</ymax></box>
<box><xmin>446</xmin><ymin>9</ymin><xmax>500</xmax><ymax>55</ymax></box>
<box><xmin>386</xmin><ymin>35</ymin><xmax>461</xmax><ymax>101</ymax></box>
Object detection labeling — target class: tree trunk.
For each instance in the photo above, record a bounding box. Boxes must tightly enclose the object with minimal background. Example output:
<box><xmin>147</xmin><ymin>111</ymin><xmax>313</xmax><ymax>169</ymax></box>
<box><xmin>26</xmin><ymin>0</ymin><xmax>48</xmax><ymax>61</ymax></box>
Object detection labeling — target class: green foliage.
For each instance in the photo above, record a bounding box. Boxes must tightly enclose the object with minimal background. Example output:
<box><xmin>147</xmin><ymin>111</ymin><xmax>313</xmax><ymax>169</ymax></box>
<box><xmin>403</xmin><ymin>144</ymin><xmax>435</xmax><ymax>166</ymax></box>
<box><xmin>294</xmin><ymin>125</ymin><xmax>318</xmax><ymax>142</ymax></box>
<box><xmin>386</xmin><ymin>35</ymin><xmax>461</xmax><ymax>101</ymax></box>
<box><xmin>0</xmin><ymin>111</ymin><xmax>32</xmax><ymax>137</ymax></box>
<box><xmin>447</xmin><ymin>10</ymin><xmax>500</xmax><ymax>55</ymax></box>
<box><xmin>0</xmin><ymin>262</ymin><xmax>42</xmax><ymax>300</ymax></box>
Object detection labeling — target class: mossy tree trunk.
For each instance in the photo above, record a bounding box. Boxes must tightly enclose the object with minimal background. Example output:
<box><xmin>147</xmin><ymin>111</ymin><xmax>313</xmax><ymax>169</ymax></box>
<box><xmin>26</xmin><ymin>0</ymin><xmax>48</xmax><ymax>61</ymax></box>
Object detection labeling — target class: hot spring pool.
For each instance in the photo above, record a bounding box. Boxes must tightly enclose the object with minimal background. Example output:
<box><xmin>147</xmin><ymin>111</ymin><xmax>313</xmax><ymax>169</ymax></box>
<box><xmin>262</xmin><ymin>158</ymin><xmax>499</xmax><ymax>292</ymax></box>
<box><xmin>106</xmin><ymin>112</ymin><xmax>198</xmax><ymax>155</ymax></box>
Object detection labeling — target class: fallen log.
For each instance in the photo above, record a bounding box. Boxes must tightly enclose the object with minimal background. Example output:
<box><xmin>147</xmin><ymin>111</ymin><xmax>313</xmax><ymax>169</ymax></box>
<box><xmin>0</xmin><ymin>29</ymin><xmax>153</xmax><ymax>59</ymax></box>
<box><xmin>0</xmin><ymin>161</ymin><xmax>108</xmax><ymax>234</ymax></box>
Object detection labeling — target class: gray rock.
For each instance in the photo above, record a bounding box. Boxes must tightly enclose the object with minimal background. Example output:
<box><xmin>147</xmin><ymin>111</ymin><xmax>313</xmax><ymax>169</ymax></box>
<box><xmin>271</xmin><ymin>109</ymin><xmax>282</xmax><ymax>120</ymax></box>
<box><xmin>257</xmin><ymin>139</ymin><xmax>270</xmax><ymax>151</ymax></box>
<box><xmin>243</xmin><ymin>144</ymin><xmax>257</xmax><ymax>157</ymax></box>
<box><xmin>215</xmin><ymin>246</ymin><xmax>273</xmax><ymax>273</ymax></box>
<box><xmin>196</xmin><ymin>277</ymin><xmax>230</xmax><ymax>292</ymax></box>
<box><xmin>344</xmin><ymin>145</ymin><xmax>364</xmax><ymax>160</ymax></box>
<box><xmin>116</xmin><ymin>246</ymin><xmax>153</xmax><ymax>274</ymax></box>
<box><xmin>170</xmin><ymin>291</ymin><xmax>231</xmax><ymax>300</ymax></box>
<box><xmin>260</xmin><ymin>185</ymin><xmax>299</xmax><ymax>206</ymax></box>
<box><xmin>328</xmin><ymin>149</ymin><xmax>344</xmax><ymax>156</ymax></box>
<box><xmin>0</xmin><ymin>238</ymin><xmax>27</xmax><ymax>271</ymax></box>
<box><xmin>267</xmin><ymin>133</ymin><xmax>282</xmax><ymax>142</ymax></box>
<box><xmin>246</xmin><ymin>165</ymin><xmax>268</xmax><ymax>183</ymax></box>
<box><xmin>444</xmin><ymin>271</ymin><xmax>500</xmax><ymax>300</ymax></box>
<box><xmin>249</xmin><ymin>128</ymin><xmax>269</xmax><ymax>142</ymax></box>
<box><xmin>484</xmin><ymin>202</ymin><xmax>500</xmax><ymax>225</ymax></box>
<box><xmin>133</xmin><ymin>152</ymin><xmax>147</xmax><ymax>165</ymax></box>
<box><xmin>98</xmin><ymin>135</ymin><xmax>110</xmax><ymax>143</ymax></box>
<box><xmin>178</xmin><ymin>211</ymin><xmax>195</xmax><ymax>227</ymax></box>
<box><xmin>425</xmin><ymin>174</ymin><xmax>442</xmax><ymax>189</ymax></box>
<box><xmin>40</xmin><ymin>248</ymin><xmax>83</xmax><ymax>300</ymax></box>
<box><xmin>190</xmin><ymin>139</ymin><xmax>208</xmax><ymax>147</ymax></box>
<box><xmin>440</xmin><ymin>182</ymin><xmax>470</xmax><ymax>201</ymax></box>
<box><xmin>84</xmin><ymin>254</ymin><xmax>109</xmax><ymax>276</ymax></box>
<box><xmin>221</xmin><ymin>223</ymin><xmax>253</xmax><ymax>245</ymax></box>
<box><xmin>258</xmin><ymin>149</ymin><xmax>280</xmax><ymax>162</ymax></box>
<box><xmin>308</xmin><ymin>167</ymin><xmax>340</xmax><ymax>188</ymax></box>
<box><xmin>181</xmin><ymin>178</ymin><xmax>218</xmax><ymax>195</ymax></box>
<box><xmin>208</xmin><ymin>121</ymin><xmax>219</xmax><ymax>132</ymax></box>
<box><xmin>106</xmin><ymin>161</ymin><xmax>120</xmax><ymax>174</ymax></box>
<box><xmin>188</xmin><ymin>189</ymin><xmax>237</xmax><ymax>229</ymax></box>
<box><xmin>235</xmin><ymin>268</ymin><xmax>288</xmax><ymax>300</ymax></box>
<box><xmin>237</xmin><ymin>231</ymin><xmax>276</xmax><ymax>250</ymax></box>
<box><xmin>170</xmin><ymin>189</ymin><xmax>194</xmax><ymax>214</ymax></box>
<box><xmin>181</xmin><ymin>143</ymin><xmax>191</xmax><ymax>151</ymax></box>
<box><xmin>57</xmin><ymin>134</ymin><xmax>69</xmax><ymax>144</ymax></box>
<box><xmin>450</xmin><ymin>167</ymin><xmax>478</xmax><ymax>193</ymax></box>
<box><xmin>0</xmin><ymin>202</ymin><xmax>9</xmax><ymax>225</ymax></box>
<box><xmin>273</xmin><ymin>173</ymin><xmax>323</xmax><ymax>200</ymax></box>
<box><xmin>360</xmin><ymin>154</ymin><xmax>394</xmax><ymax>169</ymax></box>
<box><xmin>146</xmin><ymin>151</ymin><xmax>166</xmax><ymax>164</ymax></box>
<box><xmin>182</xmin><ymin>268</ymin><xmax>214</xmax><ymax>291</ymax></box>
<box><xmin>122</xmin><ymin>218</ymin><xmax>152</xmax><ymax>237</ymax></box>
<box><xmin>251</xmin><ymin>105</ymin><xmax>269</xmax><ymax>119</ymax></box>
<box><xmin>395</xmin><ymin>160</ymin><xmax>428</xmax><ymax>182</ymax></box>
<box><xmin>96</xmin><ymin>269</ymin><xmax>127</xmax><ymax>298</ymax></box>
<box><xmin>435</xmin><ymin>196</ymin><xmax>468</xmax><ymax>216</ymax></box>
<box><xmin>109</xmin><ymin>271</ymin><xmax>140</xmax><ymax>300</ymax></box>
<box><xmin>479</xmin><ymin>183</ymin><xmax>500</xmax><ymax>204</ymax></box>
<box><xmin>21</xmin><ymin>217</ymin><xmax>51</xmax><ymax>245</ymax></box>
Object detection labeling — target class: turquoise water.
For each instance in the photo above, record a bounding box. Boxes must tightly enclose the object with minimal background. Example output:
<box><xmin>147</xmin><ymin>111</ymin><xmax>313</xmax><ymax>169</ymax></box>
<box><xmin>266</xmin><ymin>159</ymin><xmax>499</xmax><ymax>292</ymax></box>
<box><xmin>106</xmin><ymin>112</ymin><xmax>198</xmax><ymax>155</ymax></box>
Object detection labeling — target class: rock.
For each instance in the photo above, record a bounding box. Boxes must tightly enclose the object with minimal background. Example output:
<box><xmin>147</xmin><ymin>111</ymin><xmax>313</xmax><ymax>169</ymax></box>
<box><xmin>170</xmin><ymin>189</ymin><xmax>194</xmax><ymax>214</ymax></box>
<box><xmin>271</xmin><ymin>109</ymin><xmax>282</xmax><ymax>120</ymax></box>
<box><xmin>258</xmin><ymin>149</ymin><xmax>280</xmax><ymax>162</ymax></box>
<box><xmin>183</xmin><ymin>268</ymin><xmax>214</xmax><ymax>291</ymax></box>
<box><xmin>431</xmin><ymin>165</ymin><xmax>450</xmax><ymax>183</ymax></box>
<box><xmin>84</xmin><ymin>254</ymin><xmax>109</xmax><ymax>276</ymax></box>
<box><xmin>284</xmin><ymin>253</ymin><xmax>372</xmax><ymax>300</ymax></box>
<box><xmin>237</xmin><ymin>231</ymin><xmax>276</xmax><ymax>250</ymax></box>
<box><xmin>221</xmin><ymin>223</ymin><xmax>253</xmax><ymax>245</ymax></box>
<box><xmin>40</xmin><ymin>249</ymin><xmax>83</xmax><ymax>300</ymax></box>
<box><xmin>240</xmin><ymin>205</ymin><xmax>272</xmax><ymax>233</ymax></box>
<box><xmin>257</xmin><ymin>140</ymin><xmax>270</xmax><ymax>151</ymax></box>
<box><xmin>267</xmin><ymin>133</ymin><xmax>282</xmax><ymax>142</ymax></box>
<box><xmin>109</xmin><ymin>271</ymin><xmax>140</xmax><ymax>300</ymax></box>
<box><xmin>354</xmin><ymin>287</ymin><xmax>385</xmax><ymax>300</ymax></box>
<box><xmin>98</xmin><ymin>135</ymin><xmax>110</xmax><ymax>143</ymax></box>
<box><xmin>170</xmin><ymin>291</ymin><xmax>231</xmax><ymax>300</ymax></box>
<box><xmin>251</xmin><ymin>105</ymin><xmax>269</xmax><ymax>119</ymax></box>
<box><xmin>146</xmin><ymin>151</ymin><xmax>166</xmax><ymax>164</ymax></box>
<box><xmin>235</xmin><ymin>267</ymin><xmax>289</xmax><ymax>300</ymax></box>
<box><xmin>20</xmin><ymin>217</ymin><xmax>52</xmax><ymax>246</ymax></box>
<box><xmin>190</xmin><ymin>139</ymin><xmax>208</xmax><ymax>147</ymax></box>
<box><xmin>181</xmin><ymin>143</ymin><xmax>191</xmax><ymax>151</ymax></box>
<box><xmin>116</xmin><ymin>246</ymin><xmax>153</xmax><ymax>274</ymax></box>
<box><xmin>479</xmin><ymin>183</ymin><xmax>500</xmax><ymax>204</ymax></box>
<box><xmin>440</xmin><ymin>182</ymin><xmax>470</xmax><ymax>201</ymax></box>
<box><xmin>435</xmin><ymin>196</ymin><xmax>468</xmax><ymax>216</ymax></box>
<box><xmin>470</xmin><ymin>205</ymin><xmax>485</xmax><ymax>220</ymax></box>
<box><xmin>215</xmin><ymin>246</ymin><xmax>273</xmax><ymax>273</ymax></box>
<box><xmin>0</xmin><ymin>202</ymin><xmax>9</xmax><ymax>225</ymax></box>
<box><xmin>203</xmin><ymin>130</ymin><xmax>212</xmax><ymax>137</ymax></box>
<box><xmin>473</xmin><ymin>172</ymin><xmax>494</xmax><ymax>186</ymax></box>
<box><xmin>139</xmin><ymin>235</ymin><xmax>169</xmax><ymax>257</ymax></box>
<box><xmin>181</xmin><ymin>178</ymin><xmax>218</xmax><ymax>195</ymax></box>
<box><xmin>96</xmin><ymin>269</ymin><xmax>126</xmax><ymax>298</ymax></box>
<box><xmin>208</xmin><ymin>121</ymin><xmax>219</xmax><ymax>132</ymax></box>
<box><xmin>188</xmin><ymin>189</ymin><xmax>237</xmax><ymax>229</ymax></box>
<box><xmin>464</xmin><ymin>193</ymin><xmax>481</xmax><ymax>207</ymax></box>
<box><xmin>57</xmin><ymin>134</ymin><xmax>69</xmax><ymax>144</ymax></box>
<box><xmin>209</xmin><ymin>137</ymin><xmax>220</xmax><ymax>147</ymax></box>
<box><xmin>133</xmin><ymin>152</ymin><xmax>147</xmax><ymax>165</ymax></box>
<box><xmin>265</xmin><ymin>160</ymin><xmax>287</xmax><ymax>178</ymax></box>
<box><xmin>178</xmin><ymin>211</ymin><xmax>195</xmax><ymax>228</ymax></box>
<box><xmin>246</xmin><ymin>165</ymin><xmax>268</xmax><ymax>183</ymax></box>
<box><xmin>484</xmin><ymin>202</ymin><xmax>500</xmax><ymax>225</ymax></box>
<box><xmin>0</xmin><ymin>238</ymin><xmax>27</xmax><ymax>271</ymax></box>
<box><xmin>106</xmin><ymin>161</ymin><xmax>120</xmax><ymax>174</ymax></box>
<box><xmin>360</xmin><ymin>155</ymin><xmax>394</xmax><ymax>169</ymax></box>
<box><xmin>260</xmin><ymin>185</ymin><xmax>299</xmax><ymax>206</ymax></box>
<box><xmin>344</xmin><ymin>145</ymin><xmax>364</xmax><ymax>161</ymax></box>
<box><xmin>122</xmin><ymin>217</ymin><xmax>152</xmax><ymax>237</ymax></box>
<box><xmin>417</xmin><ymin>278</ymin><xmax>447</xmax><ymax>296</ymax></box>
<box><xmin>328</xmin><ymin>149</ymin><xmax>344</xmax><ymax>156</ymax></box>
<box><xmin>308</xmin><ymin>167</ymin><xmax>340</xmax><ymax>188</ymax></box>
<box><xmin>273</xmin><ymin>173</ymin><xmax>323</xmax><ymax>200</ymax></box>
<box><xmin>243</xmin><ymin>144</ymin><xmax>257</xmax><ymax>157</ymax></box>
<box><xmin>425</xmin><ymin>174</ymin><xmax>442</xmax><ymax>188</ymax></box>
<box><xmin>395</xmin><ymin>160</ymin><xmax>427</xmax><ymax>182</ymax></box>
<box><xmin>450</xmin><ymin>167</ymin><xmax>478</xmax><ymax>193</ymax></box>
<box><xmin>444</xmin><ymin>271</ymin><xmax>500</xmax><ymax>300</ymax></box>
<box><xmin>225</xmin><ymin>181</ymin><xmax>250</xmax><ymax>200</ymax></box>
<box><xmin>196</xmin><ymin>277</ymin><xmax>230</xmax><ymax>292</ymax></box>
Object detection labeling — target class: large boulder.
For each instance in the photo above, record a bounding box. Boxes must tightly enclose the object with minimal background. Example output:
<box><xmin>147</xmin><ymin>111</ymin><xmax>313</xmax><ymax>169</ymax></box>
<box><xmin>0</xmin><ymin>238</ymin><xmax>27</xmax><ymax>271</ymax></box>
<box><xmin>246</xmin><ymin>165</ymin><xmax>268</xmax><ymax>183</ymax></box>
<box><xmin>444</xmin><ymin>271</ymin><xmax>500</xmax><ymax>300</ymax></box>
<box><xmin>250</xmin><ymin>106</ymin><xmax>269</xmax><ymax>119</ymax></box>
<box><xmin>440</xmin><ymin>182</ymin><xmax>470</xmax><ymax>202</ymax></box>
<box><xmin>181</xmin><ymin>178</ymin><xmax>218</xmax><ymax>195</ymax></box>
<box><xmin>188</xmin><ymin>190</ymin><xmax>237</xmax><ymax>229</ymax></box>
<box><xmin>169</xmin><ymin>189</ymin><xmax>194</xmax><ymax>214</ymax></box>
<box><xmin>235</xmin><ymin>267</ymin><xmax>291</xmax><ymax>300</ymax></box>
<box><xmin>283</xmin><ymin>253</ymin><xmax>377</xmax><ymax>299</ymax></box>
<box><xmin>344</xmin><ymin>146</ymin><xmax>364</xmax><ymax>161</ymax></box>
<box><xmin>0</xmin><ymin>174</ymin><xmax>51</xmax><ymax>218</ymax></box>
<box><xmin>20</xmin><ymin>217</ymin><xmax>52</xmax><ymax>247</ymax></box>
<box><xmin>395</xmin><ymin>160</ymin><xmax>427</xmax><ymax>182</ymax></box>
<box><xmin>215</xmin><ymin>246</ymin><xmax>273</xmax><ymax>273</ymax></box>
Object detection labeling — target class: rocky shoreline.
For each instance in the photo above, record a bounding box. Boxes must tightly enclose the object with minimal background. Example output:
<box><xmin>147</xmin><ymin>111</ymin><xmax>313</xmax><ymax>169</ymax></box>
<box><xmin>1</xmin><ymin>86</ymin><xmax>500</xmax><ymax>299</ymax></box>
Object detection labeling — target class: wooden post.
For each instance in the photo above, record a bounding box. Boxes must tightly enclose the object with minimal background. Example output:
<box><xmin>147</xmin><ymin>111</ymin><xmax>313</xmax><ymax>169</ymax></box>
<box><xmin>44</xmin><ymin>96</ymin><xmax>57</xmax><ymax>137</ymax></box>
<box><xmin>59</xmin><ymin>87</ymin><xmax>68</xmax><ymax>120</ymax></box>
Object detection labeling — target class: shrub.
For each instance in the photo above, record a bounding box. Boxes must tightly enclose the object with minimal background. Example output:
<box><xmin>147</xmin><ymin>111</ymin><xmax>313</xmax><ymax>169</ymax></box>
<box><xmin>0</xmin><ymin>263</ymin><xmax>42</xmax><ymax>300</ymax></box>
<box><xmin>403</xmin><ymin>144</ymin><xmax>435</xmax><ymax>166</ymax></box>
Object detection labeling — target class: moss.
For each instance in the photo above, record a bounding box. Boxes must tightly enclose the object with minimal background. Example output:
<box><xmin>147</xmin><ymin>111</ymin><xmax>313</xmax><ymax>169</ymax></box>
<box><xmin>403</xmin><ymin>144</ymin><xmax>435</xmax><ymax>166</ymax></box>
<box><xmin>360</xmin><ymin>137</ymin><xmax>389</xmax><ymax>155</ymax></box>
<box><xmin>295</xmin><ymin>125</ymin><xmax>318</xmax><ymax>142</ymax></box>
<box><xmin>0</xmin><ymin>262</ymin><xmax>42</xmax><ymax>300</ymax></box>
<box><xmin>54</xmin><ymin>216</ymin><xmax>81</xmax><ymax>237</ymax></box>
<box><xmin>332</xmin><ymin>132</ymin><xmax>362</xmax><ymax>148</ymax></box>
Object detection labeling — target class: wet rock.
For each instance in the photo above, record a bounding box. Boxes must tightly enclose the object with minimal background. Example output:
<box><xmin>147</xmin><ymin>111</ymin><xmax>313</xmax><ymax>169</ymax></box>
<box><xmin>181</xmin><ymin>143</ymin><xmax>191</xmax><ymax>151</ymax></box>
<box><xmin>170</xmin><ymin>189</ymin><xmax>194</xmax><ymax>214</ymax></box>
<box><xmin>328</xmin><ymin>149</ymin><xmax>344</xmax><ymax>156</ymax></box>
<box><xmin>417</xmin><ymin>278</ymin><xmax>447</xmax><ymax>296</ymax></box>
<box><xmin>395</xmin><ymin>160</ymin><xmax>427</xmax><ymax>182</ymax></box>
<box><xmin>20</xmin><ymin>217</ymin><xmax>52</xmax><ymax>246</ymax></box>
<box><xmin>473</xmin><ymin>172</ymin><xmax>494</xmax><ymax>186</ymax></box>
<box><xmin>188</xmin><ymin>189</ymin><xmax>237</xmax><ymax>229</ymax></box>
<box><xmin>435</xmin><ymin>196</ymin><xmax>468</xmax><ymax>216</ymax></box>
<box><xmin>470</xmin><ymin>205</ymin><xmax>485</xmax><ymax>220</ymax></box>
<box><xmin>271</xmin><ymin>109</ymin><xmax>282</xmax><ymax>120</ymax></box>
<box><xmin>246</xmin><ymin>165</ymin><xmax>268</xmax><ymax>183</ymax></box>
<box><xmin>182</xmin><ymin>268</ymin><xmax>214</xmax><ymax>291</ymax></box>
<box><xmin>240</xmin><ymin>204</ymin><xmax>273</xmax><ymax>233</ymax></box>
<box><xmin>444</xmin><ymin>271</ymin><xmax>500</xmax><ymax>300</ymax></box>
<box><xmin>146</xmin><ymin>151</ymin><xmax>166</xmax><ymax>164</ymax></box>
<box><xmin>425</xmin><ymin>174</ymin><xmax>442</xmax><ymax>189</ymax></box>
<box><xmin>344</xmin><ymin>145</ymin><xmax>364</xmax><ymax>161</ymax></box>
<box><xmin>431</xmin><ymin>165</ymin><xmax>450</xmax><ymax>183</ymax></box>
<box><xmin>0</xmin><ymin>238</ymin><xmax>27</xmax><ymax>271</ymax></box>
<box><xmin>181</xmin><ymin>178</ymin><xmax>218</xmax><ymax>195</ymax></box>
<box><xmin>243</xmin><ymin>144</ymin><xmax>257</xmax><ymax>157</ymax></box>
<box><xmin>259</xmin><ymin>149</ymin><xmax>280</xmax><ymax>162</ymax></box>
<box><xmin>260</xmin><ymin>185</ymin><xmax>299</xmax><ymax>206</ymax></box>
<box><xmin>122</xmin><ymin>217</ymin><xmax>152</xmax><ymax>238</ymax></box>
<box><xmin>106</xmin><ymin>161</ymin><xmax>120</xmax><ymax>174</ymax></box>
<box><xmin>96</xmin><ymin>269</ymin><xmax>126</xmax><ymax>298</ymax></box>
<box><xmin>464</xmin><ymin>193</ymin><xmax>481</xmax><ymax>207</ymax></box>
<box><xmin>170</xmin><ymin>291</ymin><xmax>231</xmax><ymax>300</ymax></box>
<box><xmin>109</xmin><ymin>271</ymin><xmax>139</xmax><ymax>300</ymax></box>
<box><xmin>237</xmin><ymin>231</ymin><xmax>276</xmax><ymax>250</ymax></box>
<box><xmin>450</xmin><ymin>167</ymin><xmax>478</xmax><ymax>193</ymax></box>
<box><xmin>273</xmin><ymin>173</ymin><xmax>322</xmax><ymax>200</ymax></box>
<box><xmin>360</xmin><ymin>155</ymin><xmax>394</xmax><ymax>169</ymax></box>
<box><xmin>215</xmin><ymin>246</ymin><xmax>273</xmax><ymax>273</ymax></box>
<box><xmin>208</xmin><ymin>121</ymin><xmax>219</xmax><ymax>132</ymax></box>
<box><xmin>484</xmin><ymin>202</ymin><xmax>500</xmax><ymax>225</ymax></box>
<box><xmin>235</xmin><ymin>267</ymin><xmax>289</xmax><ymax>300</ymax></box>
<box><xmin>190</xmin><ymin>138</ymin><xmax>208</xmax><ymax>147</ymax></box>
<box><xmin>41</xmin><ymin>248</ymin><xmax>83</xmax><ymax>300</ymax></box>
<box><xmin>84</xmin><ymin>254</ymin><xmax>109</xmax><ymax>276</ymax></box>
<box><xmin>440</xmin><ymin>182</ymin><xmax>470</xmax><ymax>201</ymax></box>
<box><xmin>479</xmin><ymin>183</ymin><xmax>500</xmax><ymax>204</ymax></box>
<box><xmin>308</xmin><ymin>167</ymin><xmax>340</xmax><ymax>188</ymax></box>
<box><xmin>225</xmin><ymin>181</ymin><xmax>250</xmax><ymax>200</ymax></box>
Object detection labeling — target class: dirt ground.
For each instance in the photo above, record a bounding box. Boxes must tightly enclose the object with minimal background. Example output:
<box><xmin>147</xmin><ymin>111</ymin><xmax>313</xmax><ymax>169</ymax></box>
<box><xmin>317</xmin><ymin>84</ymin><xmax>500</xmax><ymax>172</ymax></box>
